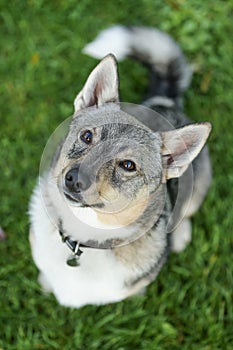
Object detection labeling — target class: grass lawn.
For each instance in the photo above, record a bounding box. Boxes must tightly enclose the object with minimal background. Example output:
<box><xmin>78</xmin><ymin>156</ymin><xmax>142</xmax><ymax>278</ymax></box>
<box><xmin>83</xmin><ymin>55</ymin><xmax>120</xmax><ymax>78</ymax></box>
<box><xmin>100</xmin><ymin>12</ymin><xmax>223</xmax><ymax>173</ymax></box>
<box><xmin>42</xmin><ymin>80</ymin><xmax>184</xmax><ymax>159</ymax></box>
<box><xmin>0</xmin><ymin>1</ymin><xmax>232</xmax><ymax>349</ymax></box>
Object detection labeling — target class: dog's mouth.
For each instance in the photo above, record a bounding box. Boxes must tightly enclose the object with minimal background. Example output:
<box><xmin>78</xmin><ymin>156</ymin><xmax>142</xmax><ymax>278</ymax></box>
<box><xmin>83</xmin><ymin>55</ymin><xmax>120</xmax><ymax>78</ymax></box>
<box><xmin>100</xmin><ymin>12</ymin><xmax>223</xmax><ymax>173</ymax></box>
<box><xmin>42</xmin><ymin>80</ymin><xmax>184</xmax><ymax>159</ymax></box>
<box><xmin>63</xmin><ymin>191</ymin><xmax>87</xmax><ymax>207</ymax></box>
<box><xmin>63</xmin><ymin>191</ymin><xmax>105</xmax><ymax>210</ymax></box>
<box><xmin>64</xmin><ymin>192</ymin><xmax>79</xmax><ymax>203</ymax></box>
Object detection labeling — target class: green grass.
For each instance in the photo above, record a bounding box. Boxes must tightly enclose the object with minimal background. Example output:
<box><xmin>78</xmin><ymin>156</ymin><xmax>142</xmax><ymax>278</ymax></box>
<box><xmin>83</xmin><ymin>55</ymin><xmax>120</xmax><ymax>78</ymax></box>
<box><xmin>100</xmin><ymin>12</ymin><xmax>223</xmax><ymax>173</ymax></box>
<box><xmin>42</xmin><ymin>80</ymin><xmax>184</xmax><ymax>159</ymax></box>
<box><xmin>0</xmin><ymin>0</ymin><xmax>233</xmax><ymax>349</ymax></box>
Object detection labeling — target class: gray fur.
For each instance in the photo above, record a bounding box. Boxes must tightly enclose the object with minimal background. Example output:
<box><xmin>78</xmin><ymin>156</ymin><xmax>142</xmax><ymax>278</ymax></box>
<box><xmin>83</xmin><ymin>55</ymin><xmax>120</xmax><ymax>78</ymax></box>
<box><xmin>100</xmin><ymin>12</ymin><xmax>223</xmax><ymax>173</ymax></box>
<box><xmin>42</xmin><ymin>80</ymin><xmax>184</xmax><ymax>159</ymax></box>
<box><xmin>30</xmin><ymin>26</ymin><xmax>212</xmax><ymax>305</ymax></box>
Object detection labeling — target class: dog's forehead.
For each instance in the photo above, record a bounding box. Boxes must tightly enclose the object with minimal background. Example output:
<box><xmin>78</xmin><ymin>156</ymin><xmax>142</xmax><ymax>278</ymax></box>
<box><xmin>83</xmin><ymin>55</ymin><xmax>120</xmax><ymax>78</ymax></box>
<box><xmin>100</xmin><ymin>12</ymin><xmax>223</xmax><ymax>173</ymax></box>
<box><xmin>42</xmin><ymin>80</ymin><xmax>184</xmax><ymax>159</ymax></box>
<box><xmin>72</xmin><ymin>104</ymin><xmax>155</xmax><ymax>140</ymax></box>
<box><xmin>73</xmin><ymin>104</ymin><xmax>143</xmax><ymax>127</ymax></box>
<box><xmin>68</xmin><ymin>104</ymin><xmax>162</xmax><ymax>164</ymax></box>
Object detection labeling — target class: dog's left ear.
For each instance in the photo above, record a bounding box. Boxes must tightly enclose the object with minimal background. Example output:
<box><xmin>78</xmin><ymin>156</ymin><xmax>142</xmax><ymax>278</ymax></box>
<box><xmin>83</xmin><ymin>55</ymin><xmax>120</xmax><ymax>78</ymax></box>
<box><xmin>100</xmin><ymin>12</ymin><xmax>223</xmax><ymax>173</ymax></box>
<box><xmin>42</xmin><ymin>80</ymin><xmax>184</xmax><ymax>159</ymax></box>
<box><xmin>161</xmin><ymin>122</ymin><xmax>211</xmax><ymax>180</ymax></box>
<box><xmin>74</xmin><ymin>54</ymin><xmax>119</xmax><ymax>112</ymax></box>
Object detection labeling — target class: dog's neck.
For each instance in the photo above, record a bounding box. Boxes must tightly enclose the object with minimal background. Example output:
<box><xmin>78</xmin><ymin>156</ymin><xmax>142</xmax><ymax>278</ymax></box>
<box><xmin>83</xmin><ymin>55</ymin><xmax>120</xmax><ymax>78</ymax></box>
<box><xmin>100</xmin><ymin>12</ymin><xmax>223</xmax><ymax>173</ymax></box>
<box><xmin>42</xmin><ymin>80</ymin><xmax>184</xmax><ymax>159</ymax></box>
<box><xmin>58</xmin><ymin>219</ymin><xmax>125</xmax><ymax>267</ymax></box>
<box><xmin>57</xmin><ymin>185</ymin><xmax>169</xmax><ymax>267</ymax></box>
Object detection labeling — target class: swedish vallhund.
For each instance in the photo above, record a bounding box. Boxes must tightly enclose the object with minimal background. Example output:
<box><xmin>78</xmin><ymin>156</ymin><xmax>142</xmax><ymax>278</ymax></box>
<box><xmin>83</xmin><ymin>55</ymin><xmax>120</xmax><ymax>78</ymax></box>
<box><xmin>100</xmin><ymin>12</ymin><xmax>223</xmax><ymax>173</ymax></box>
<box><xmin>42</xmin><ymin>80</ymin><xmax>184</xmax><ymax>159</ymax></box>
<box><xmin>29</xmin><ymin>25</ymin><xmax>211</xmax><ymax>308</ymax></box>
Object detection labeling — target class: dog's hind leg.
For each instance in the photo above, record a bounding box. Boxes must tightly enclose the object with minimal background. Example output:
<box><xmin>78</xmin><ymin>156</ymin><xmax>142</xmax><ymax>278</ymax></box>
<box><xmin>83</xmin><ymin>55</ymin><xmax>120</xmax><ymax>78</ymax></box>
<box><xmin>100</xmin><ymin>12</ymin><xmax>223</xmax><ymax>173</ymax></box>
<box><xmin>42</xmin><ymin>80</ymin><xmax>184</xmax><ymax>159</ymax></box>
<box><xmin>171</xmin><ymin>218</ymin><xmax>192</xmax><ymax>253</ymax></box>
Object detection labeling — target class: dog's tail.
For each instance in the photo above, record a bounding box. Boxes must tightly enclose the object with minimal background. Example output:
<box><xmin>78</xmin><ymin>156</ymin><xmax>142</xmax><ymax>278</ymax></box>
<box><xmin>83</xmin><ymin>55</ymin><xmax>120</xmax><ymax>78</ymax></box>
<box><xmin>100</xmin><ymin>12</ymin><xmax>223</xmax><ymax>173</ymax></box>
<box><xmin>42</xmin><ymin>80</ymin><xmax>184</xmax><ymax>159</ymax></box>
<box><xmin>83</xmin><ymin>25</ymin><xmax>192</xmax><ymax>107</ymax></box>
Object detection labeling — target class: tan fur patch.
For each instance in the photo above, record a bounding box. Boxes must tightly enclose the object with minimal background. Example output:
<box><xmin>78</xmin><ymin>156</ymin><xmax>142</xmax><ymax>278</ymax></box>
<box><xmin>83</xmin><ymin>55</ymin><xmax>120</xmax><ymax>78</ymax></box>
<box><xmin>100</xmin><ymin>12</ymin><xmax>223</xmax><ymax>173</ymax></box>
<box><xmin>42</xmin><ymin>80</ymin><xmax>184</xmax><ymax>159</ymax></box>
<box><xmin>97</xmin><ymin>179</ymin><xmax>120</xmax><ymax>203</ymax></box>
<box><xmin>95</xmin><ymin>186</ymin><xmax>149</xmax><ymax>227</ymax></box>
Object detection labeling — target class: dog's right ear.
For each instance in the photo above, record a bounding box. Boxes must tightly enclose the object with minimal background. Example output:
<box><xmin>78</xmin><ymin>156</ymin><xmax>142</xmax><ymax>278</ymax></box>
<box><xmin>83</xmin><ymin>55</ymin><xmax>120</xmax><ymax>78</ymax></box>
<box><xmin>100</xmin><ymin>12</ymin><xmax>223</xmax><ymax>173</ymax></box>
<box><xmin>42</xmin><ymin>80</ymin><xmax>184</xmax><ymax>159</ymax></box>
<box><xmin>161</xmin><ymin>122</ymin><xmax>211</xmax><ymax>180</ymax></box>
<box><xmin>74</xmin><ymin>54</ymin><xmax>119</xmax><ymax>112</ymax></box>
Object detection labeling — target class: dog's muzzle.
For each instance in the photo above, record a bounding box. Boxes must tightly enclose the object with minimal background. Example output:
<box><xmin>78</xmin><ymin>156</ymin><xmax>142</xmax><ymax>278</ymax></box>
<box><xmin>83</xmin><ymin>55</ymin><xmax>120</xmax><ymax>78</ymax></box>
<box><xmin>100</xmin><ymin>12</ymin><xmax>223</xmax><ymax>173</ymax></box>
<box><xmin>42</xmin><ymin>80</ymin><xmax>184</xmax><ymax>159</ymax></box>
<box><xmin>63</xmin><ymin>166</ymin><xmax>93</xmax><ymax>204</ymax></box>
<box><xmin>63</xmin><ymin>163</ymin><xmax>105</xmax><ymax>208</ymax></box>
<box><xmin>65</xmin><ymin>166</ymin><xmax>91</xmax><ymax>193</ymax></box>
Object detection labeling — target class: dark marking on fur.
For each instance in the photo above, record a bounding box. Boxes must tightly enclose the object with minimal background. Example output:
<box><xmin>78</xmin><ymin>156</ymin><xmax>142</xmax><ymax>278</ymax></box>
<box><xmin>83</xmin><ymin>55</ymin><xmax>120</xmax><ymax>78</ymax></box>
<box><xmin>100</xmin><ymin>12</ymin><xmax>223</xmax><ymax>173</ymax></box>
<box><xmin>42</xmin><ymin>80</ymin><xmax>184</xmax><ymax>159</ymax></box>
<box><xmin>67</xmin><ymin>143</ymin><xmax>86</xmax><ymax>159</ymax></box>
<box><xmin>100</xmin><ymin>126</ymin><xmax>108</xmax><ymax>141</ymax></box>
<box><xmin>91</xmin><ymin>202</ymin><xmax>105</xmax><ymax>209</ymax></box>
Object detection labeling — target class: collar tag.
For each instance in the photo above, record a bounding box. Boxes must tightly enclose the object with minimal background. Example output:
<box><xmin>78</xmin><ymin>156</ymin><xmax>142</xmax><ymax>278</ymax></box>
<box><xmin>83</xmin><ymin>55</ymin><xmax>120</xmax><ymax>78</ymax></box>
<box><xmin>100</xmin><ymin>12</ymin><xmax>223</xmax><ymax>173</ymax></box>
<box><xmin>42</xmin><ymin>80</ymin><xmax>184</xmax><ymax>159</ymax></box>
<box><xmin>66</xmin><ymin>240</ymin><xmax>83</xmax><ymax>267</ymax></box>
<box><xmin>66</xmin><ymin>254</ymin><xmax>81</xmax><ymax>267</ymax></box>
<box><xmin>59</xmin><ymin>226</ymin><xmax>83</xmax><ymax>267</ymax></box>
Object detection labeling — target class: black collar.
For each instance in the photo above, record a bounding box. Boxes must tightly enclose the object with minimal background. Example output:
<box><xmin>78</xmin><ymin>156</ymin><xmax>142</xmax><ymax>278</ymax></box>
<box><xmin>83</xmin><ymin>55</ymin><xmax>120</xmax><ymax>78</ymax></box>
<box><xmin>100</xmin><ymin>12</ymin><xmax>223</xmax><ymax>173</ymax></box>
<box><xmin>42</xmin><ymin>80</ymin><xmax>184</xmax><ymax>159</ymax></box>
<box><xmin>58</xmin><ymin>219</ymin><xmax>123</xmax><ymax>267</ymax></box>
<box><xmin>59</xmin><ymin>228</ymin><xmax>88</xmax><ymax>267</ymax></box>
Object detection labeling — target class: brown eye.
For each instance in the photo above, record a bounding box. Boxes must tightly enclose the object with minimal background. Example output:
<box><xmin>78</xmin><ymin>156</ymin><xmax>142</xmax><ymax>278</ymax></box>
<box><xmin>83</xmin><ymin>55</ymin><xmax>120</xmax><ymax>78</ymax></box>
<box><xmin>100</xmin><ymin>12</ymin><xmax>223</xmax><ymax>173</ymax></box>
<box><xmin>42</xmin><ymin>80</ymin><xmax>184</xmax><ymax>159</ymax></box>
<box><xmin>80</xmin><ymin>130</ymin><xmax>93</xmax><ymax>144</ymax></box>
<box><xmin>119</xmin><ymin>160</ymin><xmax>136</xmax><ymax>172</ymax></box>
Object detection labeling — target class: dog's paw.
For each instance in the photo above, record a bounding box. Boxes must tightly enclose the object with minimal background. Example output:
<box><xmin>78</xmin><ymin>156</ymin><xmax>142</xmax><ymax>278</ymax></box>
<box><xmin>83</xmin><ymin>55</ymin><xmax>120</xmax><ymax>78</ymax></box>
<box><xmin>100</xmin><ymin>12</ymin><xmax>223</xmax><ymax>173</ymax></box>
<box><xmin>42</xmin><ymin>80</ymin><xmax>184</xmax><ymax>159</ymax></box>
<box><xmin>171</xmin><ymin>218</ymin><xmax>192</xmax><ymax>253</ymax></box>
<box><xmin>38</xmin><ymin>272</ymin><xmax>53</xmax><ymax>294</ymax></box>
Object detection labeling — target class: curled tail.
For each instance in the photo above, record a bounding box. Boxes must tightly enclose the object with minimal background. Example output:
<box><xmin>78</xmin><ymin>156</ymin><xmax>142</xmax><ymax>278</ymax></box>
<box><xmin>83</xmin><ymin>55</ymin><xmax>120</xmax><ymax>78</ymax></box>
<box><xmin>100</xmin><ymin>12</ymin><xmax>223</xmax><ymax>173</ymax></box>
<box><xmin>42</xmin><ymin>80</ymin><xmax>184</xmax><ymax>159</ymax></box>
<box><xmin>83</xmin><ymin>25</ymin><xmax>192</xmax><ymax>107</ymax></box>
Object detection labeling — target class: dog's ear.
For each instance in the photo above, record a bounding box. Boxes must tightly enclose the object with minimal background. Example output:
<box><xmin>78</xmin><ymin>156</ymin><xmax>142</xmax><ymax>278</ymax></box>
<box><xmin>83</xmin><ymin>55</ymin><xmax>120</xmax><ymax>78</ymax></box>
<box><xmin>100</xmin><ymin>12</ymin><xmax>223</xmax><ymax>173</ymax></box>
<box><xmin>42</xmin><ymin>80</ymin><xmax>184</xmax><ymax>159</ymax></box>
<box><xmin>74</xmin><ymin>54</ymin><xmax>119</xmax><ymax>112</ymax></box>
<box><xmin>161</xmin><ymin>123</ymin><xmax>211</xmax><ymax>180</ymax></box>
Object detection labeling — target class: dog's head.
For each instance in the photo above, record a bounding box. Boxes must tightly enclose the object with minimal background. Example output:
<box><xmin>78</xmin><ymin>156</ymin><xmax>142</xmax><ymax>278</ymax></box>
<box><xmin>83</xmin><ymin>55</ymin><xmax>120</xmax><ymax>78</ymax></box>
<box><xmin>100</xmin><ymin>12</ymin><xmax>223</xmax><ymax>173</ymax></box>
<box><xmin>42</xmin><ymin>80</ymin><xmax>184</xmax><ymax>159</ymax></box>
<box><xmin>52</xmin><ymin>55</ymin><xmax>211</xmax><ymax>229</ymax></box>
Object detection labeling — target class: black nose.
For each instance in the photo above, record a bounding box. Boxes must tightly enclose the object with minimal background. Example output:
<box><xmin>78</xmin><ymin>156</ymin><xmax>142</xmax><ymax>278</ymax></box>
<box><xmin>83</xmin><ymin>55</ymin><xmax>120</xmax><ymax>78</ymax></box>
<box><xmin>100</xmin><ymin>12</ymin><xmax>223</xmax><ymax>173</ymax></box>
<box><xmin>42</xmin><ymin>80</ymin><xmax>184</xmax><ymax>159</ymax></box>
<box><xmin>65</xmin><ymin>167</ymin><xmax>91</xmax><ymax>192</ymax></box>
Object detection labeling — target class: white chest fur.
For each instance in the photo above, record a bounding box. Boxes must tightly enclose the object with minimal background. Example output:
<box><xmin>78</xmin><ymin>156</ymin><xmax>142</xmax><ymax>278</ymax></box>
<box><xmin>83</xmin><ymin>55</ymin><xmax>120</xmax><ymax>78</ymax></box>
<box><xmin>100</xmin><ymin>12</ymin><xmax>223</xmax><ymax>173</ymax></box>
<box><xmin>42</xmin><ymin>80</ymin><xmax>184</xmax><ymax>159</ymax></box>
<box><xmin>29</xmin><ymin>185</ymin><xmax>130</xmax><ymax>308</ymax></box>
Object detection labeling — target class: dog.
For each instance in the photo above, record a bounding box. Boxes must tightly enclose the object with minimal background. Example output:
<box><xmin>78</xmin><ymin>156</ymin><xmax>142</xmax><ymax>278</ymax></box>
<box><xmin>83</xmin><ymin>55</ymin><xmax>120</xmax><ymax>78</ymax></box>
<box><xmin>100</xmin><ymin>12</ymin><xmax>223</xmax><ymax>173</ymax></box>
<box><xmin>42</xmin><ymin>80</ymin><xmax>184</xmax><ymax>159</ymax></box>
<box><xmin>29</xmin><ymin>25</ymin><xmax>211</xmax><ymax>308</ymax></box>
